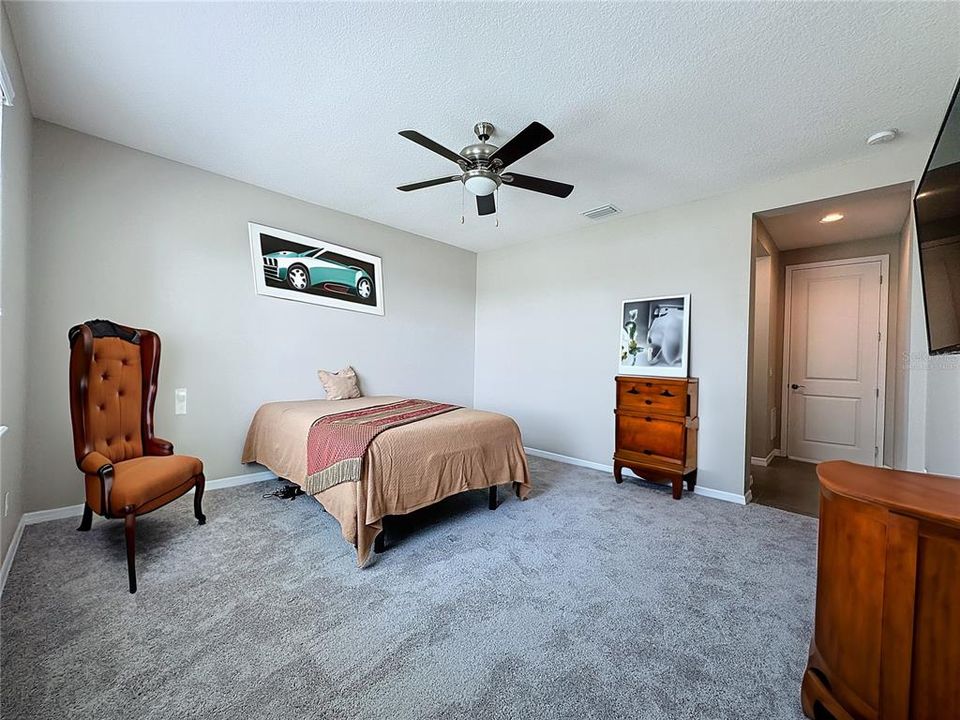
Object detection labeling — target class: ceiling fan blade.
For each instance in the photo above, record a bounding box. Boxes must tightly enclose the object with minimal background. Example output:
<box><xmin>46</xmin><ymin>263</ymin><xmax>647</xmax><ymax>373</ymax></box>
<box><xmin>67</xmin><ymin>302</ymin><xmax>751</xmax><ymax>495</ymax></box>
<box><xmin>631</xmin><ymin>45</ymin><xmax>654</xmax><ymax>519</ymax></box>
<box><xmin>489</xmin><ymin>122</ymin><xmax>554</xmax><ymax>169</ymax></box>
<box><xmin>477</xmin><ymin>194</ymin><xmax>496</xmax><ymax>216</ymax></box>
<box><xmin>399</xmin><ymin>130</ymin><xmax>468</xmax><ymax>166</ymax></box>
<box><xmin>502</xmin><ymin>172</ymin><xmax>574</xmax><ymax>198</ymax></box>
<box><xmin>397</xmin><ymin>176</ymin><xmax>461</xmax><ymax>192</ymax></box>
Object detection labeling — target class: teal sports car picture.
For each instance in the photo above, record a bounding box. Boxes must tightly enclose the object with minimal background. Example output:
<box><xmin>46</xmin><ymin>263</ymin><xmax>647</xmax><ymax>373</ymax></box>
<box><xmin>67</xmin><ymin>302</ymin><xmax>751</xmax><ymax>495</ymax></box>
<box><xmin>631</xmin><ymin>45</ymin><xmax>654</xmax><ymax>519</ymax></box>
<box><xmin>249</xmin><ymin>223</ymin><xmax>384</xmax><ymax>315</ymax></box>
<box><xmin>262</xmin><ymin>249</ymin><xmax>374</xmax><ymax>300</ymax></box>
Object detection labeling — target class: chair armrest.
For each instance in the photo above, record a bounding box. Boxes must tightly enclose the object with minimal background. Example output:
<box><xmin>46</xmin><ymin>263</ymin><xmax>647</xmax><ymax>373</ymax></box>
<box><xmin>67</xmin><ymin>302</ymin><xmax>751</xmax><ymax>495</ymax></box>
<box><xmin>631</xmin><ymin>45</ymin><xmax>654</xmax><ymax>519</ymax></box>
<box><xmin>79</xmin><ymin>451</ymin><xmax>113</xmax><ymax>475</ymax></box>
<box><xmin>145</xmin><ymin>437</ymin><xmax>174</xmax><ymax>456</ymax></box>
<box><xmin>78</xmin><ymin>451</ymin><xmax>115</xmax><ymax>516</ymax></box>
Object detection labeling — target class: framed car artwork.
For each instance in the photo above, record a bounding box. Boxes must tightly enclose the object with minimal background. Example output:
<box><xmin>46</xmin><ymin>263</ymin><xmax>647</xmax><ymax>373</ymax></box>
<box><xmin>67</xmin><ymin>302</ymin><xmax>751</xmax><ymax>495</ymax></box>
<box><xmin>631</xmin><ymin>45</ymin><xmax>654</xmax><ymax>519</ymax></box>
<box><xmin>248</xmin><ymin>223</ymin><xmax>384</xmax><ymax>315</ymax></box>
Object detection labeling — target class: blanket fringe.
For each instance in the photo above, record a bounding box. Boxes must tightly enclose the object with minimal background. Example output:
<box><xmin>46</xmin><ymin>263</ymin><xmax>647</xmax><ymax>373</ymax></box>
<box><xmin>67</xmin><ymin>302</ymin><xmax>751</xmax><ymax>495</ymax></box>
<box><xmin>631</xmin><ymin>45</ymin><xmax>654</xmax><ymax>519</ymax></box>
<box><xmin>304</xmin><ymin>458</ymin><xmax>362</xmax><ymax>495</ymax></box>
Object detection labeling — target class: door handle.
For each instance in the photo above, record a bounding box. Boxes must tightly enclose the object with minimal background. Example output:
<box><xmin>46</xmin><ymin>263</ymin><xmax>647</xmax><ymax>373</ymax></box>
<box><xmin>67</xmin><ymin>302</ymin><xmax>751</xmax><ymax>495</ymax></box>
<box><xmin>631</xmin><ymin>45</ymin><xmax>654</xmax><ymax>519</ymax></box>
<box><xmin>791</xmin><ymin>383</ymin><xmax>806</xmax><ymax>390</ymax></box>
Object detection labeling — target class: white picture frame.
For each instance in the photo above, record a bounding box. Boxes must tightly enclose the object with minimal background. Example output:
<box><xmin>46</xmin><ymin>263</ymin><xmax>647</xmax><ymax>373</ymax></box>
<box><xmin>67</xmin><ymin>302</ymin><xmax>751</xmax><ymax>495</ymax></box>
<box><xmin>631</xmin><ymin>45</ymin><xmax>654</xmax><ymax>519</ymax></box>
<box><xmin>618</xmin><ymin>294</ymin><xmax>690</xmax><ymax>377</ymax></box>
<box><xmin>249</xmin><ymin>223</ymin><xmax>384</xmax><ymax>316</ymax></box>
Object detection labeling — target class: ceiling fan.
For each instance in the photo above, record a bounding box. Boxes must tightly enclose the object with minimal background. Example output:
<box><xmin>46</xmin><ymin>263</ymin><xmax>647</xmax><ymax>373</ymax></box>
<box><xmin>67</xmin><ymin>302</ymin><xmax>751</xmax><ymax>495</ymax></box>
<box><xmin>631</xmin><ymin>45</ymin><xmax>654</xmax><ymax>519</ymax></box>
<box><xmin>397</xmin><ymin>121</ymin><xmax>574</xmax><ymax>216</ymax></box>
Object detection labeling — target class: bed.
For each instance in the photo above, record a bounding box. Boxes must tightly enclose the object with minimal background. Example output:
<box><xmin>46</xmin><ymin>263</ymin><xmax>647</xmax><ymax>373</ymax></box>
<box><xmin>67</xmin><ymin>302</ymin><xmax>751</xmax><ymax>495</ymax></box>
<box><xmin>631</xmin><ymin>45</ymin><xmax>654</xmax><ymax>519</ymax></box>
<box><xmin>241</xmin><ymin>396</ymin><xmax>531</xmax><ymax>564</ymax></box>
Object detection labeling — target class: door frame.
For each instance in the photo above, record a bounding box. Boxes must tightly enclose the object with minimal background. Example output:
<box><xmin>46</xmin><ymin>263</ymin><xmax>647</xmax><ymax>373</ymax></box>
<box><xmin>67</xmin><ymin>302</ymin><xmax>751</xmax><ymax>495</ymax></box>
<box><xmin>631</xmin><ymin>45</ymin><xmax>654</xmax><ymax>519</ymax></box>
<box><xmin>780</xmin><ymin>254</ymin><xmax>890</xmax><ymax>465</ymax></box>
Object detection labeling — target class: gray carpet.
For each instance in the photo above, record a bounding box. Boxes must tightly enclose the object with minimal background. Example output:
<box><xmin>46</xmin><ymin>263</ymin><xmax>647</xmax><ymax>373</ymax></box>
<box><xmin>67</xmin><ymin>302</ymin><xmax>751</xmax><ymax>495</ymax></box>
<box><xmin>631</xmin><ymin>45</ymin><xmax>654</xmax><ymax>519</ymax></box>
<box><xmin>1</xmin><ymin>456</ymin><xmax>817</xmax><ymax>720</ymax></box>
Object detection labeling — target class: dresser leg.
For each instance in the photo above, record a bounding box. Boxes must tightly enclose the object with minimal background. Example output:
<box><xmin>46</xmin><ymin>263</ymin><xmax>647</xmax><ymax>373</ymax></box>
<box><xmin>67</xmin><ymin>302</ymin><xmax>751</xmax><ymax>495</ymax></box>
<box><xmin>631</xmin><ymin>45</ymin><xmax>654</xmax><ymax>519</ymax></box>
<box><xmin>613</xmin><ymin>461</ymin><xmax>624</xmax><ymax>484</ymax></box>
<box><xmin>671</xmin><ymin>476</ymin><xmax>683</xmax><ymax>500</ymax></box>
<box><xmin>685</xmin><ymin>470</ymin><xmax>697</xmax><ymax>491</ymax></box>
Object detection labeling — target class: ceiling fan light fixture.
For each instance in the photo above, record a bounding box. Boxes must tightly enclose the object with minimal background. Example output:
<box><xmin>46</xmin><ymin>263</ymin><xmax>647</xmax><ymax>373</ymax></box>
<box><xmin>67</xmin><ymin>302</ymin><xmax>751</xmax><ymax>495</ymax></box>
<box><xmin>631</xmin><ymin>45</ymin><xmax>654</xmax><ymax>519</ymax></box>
<box><xmin>463</xmin><ymin>173</ymin><xmax>498</xmax><ymax>196</ymax></box>
<box><xmin>397</xmin><ymin>121</ymin><xmax>574</xmax><ymax>216</ymax></box>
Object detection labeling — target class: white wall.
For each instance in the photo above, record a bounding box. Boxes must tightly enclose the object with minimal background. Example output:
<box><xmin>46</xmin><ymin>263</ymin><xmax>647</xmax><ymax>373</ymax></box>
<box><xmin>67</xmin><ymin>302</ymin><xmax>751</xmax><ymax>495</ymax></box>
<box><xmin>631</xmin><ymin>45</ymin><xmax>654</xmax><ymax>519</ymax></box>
<box><xmin>476</xmin><ymin>138</ymin><xmax>938</xmax><ymax>498</ymax></box>
<box><xmin>25</xmin><ymin>122</ymin><xmax>477</xmax><ymax>512</ymax></box>
<box><xmin>0</xmin><ymin>5</ymin><xmax>32</xmax><ymax>561</ymax></box>
<box><xmin>750</xmin><ymin>218</ymin><xmax>782</xmax><ymax>461</ymax></box>
<box><xmin>894</xmin><ymin>209</ymin><xmax>927</xmax><ymax>472</ymax></box>
<box><xmin>750</xmin><ymin>254</ymin><xmax>771</xmax><ymax>459</ymax></box>
<box><xmin>924</xmin><ymin>326</ymin><xmax>960</xmax><ymax>475</ymax></box>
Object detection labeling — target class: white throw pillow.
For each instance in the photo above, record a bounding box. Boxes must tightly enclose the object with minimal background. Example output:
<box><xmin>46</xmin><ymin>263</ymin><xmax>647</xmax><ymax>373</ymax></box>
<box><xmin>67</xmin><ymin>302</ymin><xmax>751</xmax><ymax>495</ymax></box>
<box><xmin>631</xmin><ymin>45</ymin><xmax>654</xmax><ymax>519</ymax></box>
<box><xmin>317</xmin><ymin>366</ymin><xmax>362</xmax><ymax>400</ymax></box>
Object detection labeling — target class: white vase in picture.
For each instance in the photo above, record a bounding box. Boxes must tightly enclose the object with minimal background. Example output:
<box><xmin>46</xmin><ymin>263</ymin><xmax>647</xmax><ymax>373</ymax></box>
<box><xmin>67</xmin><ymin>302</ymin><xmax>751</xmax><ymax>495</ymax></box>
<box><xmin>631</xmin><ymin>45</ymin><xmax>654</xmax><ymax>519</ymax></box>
<box><xmin>618</xmin><ymin>295</ymin><xmax>690</xmax><ymax>378</ymax></box>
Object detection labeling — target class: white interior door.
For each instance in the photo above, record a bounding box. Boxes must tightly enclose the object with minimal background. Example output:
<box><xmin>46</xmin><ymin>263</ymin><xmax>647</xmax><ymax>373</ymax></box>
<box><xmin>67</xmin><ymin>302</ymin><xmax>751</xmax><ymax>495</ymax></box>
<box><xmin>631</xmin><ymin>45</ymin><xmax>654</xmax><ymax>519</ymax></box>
<box><xmin>785</xmin><ymin>258</ymin><xmax>885</xmax><ymax>465</ymax></box>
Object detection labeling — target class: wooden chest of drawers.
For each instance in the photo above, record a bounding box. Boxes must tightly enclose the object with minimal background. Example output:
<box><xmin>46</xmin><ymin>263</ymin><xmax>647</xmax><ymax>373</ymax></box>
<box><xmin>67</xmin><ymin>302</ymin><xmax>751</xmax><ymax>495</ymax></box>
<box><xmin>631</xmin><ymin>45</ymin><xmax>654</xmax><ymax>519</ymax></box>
<box><xmin>613</xmin><ymin>375</ymin><xmax>698</xmax><ymax>499</ymax></box>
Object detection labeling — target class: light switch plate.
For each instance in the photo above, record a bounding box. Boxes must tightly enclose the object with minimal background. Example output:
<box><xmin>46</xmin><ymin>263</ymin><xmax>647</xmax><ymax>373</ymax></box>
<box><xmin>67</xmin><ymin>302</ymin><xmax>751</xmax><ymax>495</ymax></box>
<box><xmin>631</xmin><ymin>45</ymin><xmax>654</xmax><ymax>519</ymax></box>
<box><xmin>175</xmin><ymin>388</ymin><xmax>187</xmax><ymax>415</ymax></box>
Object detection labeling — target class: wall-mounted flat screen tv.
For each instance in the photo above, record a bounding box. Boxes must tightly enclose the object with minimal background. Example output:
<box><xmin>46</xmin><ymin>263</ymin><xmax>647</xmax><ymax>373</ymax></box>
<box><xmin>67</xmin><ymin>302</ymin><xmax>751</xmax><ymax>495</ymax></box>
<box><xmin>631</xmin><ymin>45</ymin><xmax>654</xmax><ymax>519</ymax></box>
<box><xmin>915</xmin><ymin>77</ymin><xmax>960</xmax><ymax>355</ymax></box>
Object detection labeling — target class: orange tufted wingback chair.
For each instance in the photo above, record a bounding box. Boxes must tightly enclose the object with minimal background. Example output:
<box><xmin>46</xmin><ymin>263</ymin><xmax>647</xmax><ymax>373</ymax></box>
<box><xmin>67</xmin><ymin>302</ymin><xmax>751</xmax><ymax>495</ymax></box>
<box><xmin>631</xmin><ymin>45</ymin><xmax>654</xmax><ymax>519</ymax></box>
<box><xmin>68</xmin><ymin>320</ymin><xmax>205</xmax><ymax>593</ymax></box>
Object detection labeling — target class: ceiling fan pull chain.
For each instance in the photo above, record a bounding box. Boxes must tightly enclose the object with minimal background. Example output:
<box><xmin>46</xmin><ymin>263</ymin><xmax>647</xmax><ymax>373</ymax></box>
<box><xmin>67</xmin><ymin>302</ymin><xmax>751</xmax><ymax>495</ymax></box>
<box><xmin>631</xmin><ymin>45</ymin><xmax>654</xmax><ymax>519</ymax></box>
<box><xmin>495</xmin><ymin>187</ymin><xmax>500</xmax><ymax>228</ymax></box>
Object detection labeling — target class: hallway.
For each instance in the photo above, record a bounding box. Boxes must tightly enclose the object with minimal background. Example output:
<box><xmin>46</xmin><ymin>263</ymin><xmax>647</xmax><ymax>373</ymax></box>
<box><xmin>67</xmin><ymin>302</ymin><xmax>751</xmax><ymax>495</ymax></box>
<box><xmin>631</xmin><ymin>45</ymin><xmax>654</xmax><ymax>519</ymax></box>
<box><xmin>750</xmin><ymin>458</ymin><xmax>820</xmax><ymax>517</ymax></box>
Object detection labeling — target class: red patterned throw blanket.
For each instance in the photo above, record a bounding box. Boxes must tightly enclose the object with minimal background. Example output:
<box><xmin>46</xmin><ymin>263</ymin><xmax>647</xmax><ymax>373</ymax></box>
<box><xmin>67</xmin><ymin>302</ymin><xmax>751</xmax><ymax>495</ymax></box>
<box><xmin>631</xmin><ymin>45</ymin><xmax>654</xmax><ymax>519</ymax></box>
<box><xmin>304</xmin><ymin>399</ymin><xmax>460</xmax><ymax>494</ymax></box>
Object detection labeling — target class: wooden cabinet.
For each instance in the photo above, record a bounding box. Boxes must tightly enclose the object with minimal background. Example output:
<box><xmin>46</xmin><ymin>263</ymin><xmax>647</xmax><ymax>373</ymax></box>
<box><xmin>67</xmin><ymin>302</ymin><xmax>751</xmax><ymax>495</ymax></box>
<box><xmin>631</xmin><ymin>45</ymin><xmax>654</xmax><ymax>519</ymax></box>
<box><xmin>613</xmin><ymin>376</ymin><xmax>698</xmax><ymax>499</ymax></box>
<box><xmin>802</xmin><ymin>461</ymin><xmax>960</xmax><ymax>720</ymax></box>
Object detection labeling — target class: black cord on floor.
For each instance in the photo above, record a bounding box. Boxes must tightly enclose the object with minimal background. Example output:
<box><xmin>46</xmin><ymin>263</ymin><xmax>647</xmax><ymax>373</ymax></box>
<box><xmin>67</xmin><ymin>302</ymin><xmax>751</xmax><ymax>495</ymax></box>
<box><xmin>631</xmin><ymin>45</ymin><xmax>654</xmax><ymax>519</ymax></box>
<box><xmin>263</xmin><ymin>484</ymin><xmax>306</xmax><ymax>500</ymax></box>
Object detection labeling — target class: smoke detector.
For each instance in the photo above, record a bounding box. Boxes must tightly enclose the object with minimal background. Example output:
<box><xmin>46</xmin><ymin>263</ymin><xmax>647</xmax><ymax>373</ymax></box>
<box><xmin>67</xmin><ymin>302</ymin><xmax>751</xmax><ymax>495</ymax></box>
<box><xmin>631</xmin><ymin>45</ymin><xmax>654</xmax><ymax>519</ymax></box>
<box><xmin>866</xmin><ymin>129</ymin><xmax>898</xmax><ymax>146</ymax></box>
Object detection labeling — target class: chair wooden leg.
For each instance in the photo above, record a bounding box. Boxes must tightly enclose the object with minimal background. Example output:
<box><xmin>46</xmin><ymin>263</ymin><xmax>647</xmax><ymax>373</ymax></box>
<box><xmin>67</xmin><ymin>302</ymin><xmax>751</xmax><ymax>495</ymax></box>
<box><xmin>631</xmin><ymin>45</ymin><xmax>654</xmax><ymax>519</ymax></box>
<box><xmin>194</xmin><ymin>473</ymin><xmax>207</xmax><ymax>525</ymax></box>
<box><xmin>77</xmin><ymin>503</ymin><xmax>93</xmax><ymax>531</ymax></box>
<box><xmin>488</xmin><ymin>485</ymin><xmax>498</xmax><ymax>510</ymax></box>
<box><xmin>124</xmin><ymin>509</ymin><xmax>137</xmax><ymax>594</ymax></box>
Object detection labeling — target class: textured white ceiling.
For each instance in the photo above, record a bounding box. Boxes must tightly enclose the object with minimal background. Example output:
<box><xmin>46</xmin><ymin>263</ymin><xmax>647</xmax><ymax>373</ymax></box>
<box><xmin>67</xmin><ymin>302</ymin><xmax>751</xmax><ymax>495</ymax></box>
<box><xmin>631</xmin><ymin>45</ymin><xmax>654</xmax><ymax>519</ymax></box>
<box><xmin>8</xmin><ymin>2</ymin><xmax>960</xmax><ymax>253</ymax></box>
<box><xmin>758</xmin><ymin>182</ymin><xmax>913</xmax><ymax>251</ymax></box>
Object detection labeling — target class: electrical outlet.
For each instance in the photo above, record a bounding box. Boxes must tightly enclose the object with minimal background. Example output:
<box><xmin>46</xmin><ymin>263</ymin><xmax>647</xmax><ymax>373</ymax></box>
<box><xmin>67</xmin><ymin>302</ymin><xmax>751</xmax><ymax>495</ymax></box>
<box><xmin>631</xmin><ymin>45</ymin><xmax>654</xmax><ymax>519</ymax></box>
<box><xmin>175</xmin><ymin>388</ymin><xmax>187</xmax><ymax>415</ymax></box>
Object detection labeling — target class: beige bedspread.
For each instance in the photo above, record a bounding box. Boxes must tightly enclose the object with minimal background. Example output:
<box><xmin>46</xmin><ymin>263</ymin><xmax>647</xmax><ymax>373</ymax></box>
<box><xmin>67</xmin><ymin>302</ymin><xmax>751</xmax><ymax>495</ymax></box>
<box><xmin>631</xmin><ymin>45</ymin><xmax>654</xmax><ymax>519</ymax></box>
<box><xmin>242</xmin><ymin>396</ymin><xmax>531</xmax><ymax>565</ymax></box>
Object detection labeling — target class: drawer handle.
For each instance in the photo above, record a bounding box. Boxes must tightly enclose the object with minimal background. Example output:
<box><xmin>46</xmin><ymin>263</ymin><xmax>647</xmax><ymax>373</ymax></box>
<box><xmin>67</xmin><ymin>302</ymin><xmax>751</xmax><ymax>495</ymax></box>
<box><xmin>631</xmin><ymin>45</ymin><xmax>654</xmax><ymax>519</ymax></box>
<box><xmin>645</xmin><ymin>382</ymin><xmax>653</xmax><ymax>387</ymax></box>
<box><xmin>645</xmin><ymin>417</ymin><xmax>652</xmax><ymax>422</ymax></box>
<box><xmin>644</xmin><ymin>399</ymin><xmax>652</xmax><ymax>405</ymax></box>
<box><xmin>627</xmin><ymin>388</ymin><xmax>639</xmax><ymax>395</ymax></box>
<box><xmin>660</xmin><ymin>390</ymin><xmax>675</xmax><ymax>397</ymax></box>
<box><xmin>642</xmin><ymin>449</ymin><xmax>653</xmax><ymax>455</ymax></box>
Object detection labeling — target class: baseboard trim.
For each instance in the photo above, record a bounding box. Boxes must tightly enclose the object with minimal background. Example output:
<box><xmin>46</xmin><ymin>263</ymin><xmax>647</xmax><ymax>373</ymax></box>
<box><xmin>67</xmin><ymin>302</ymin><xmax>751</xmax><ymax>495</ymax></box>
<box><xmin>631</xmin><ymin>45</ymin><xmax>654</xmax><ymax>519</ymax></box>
<box><xmin>1</xmin><ymin>469</ymin><xmax>275</xmax><ymax>597</ymax></box>
<box><xmin>0</xmin><ymin>516</ymin><xmax>25</xmax><ymax>598</ymax></box>
<box><xmin>204</xmin><ymin>469</ymin><xmax>276</xmax><ymax>491</ymax></box>
<box><xmin>522</xmin><ymin>447</ymin><xmax>612</xmax><ymax>473</ymax></box>
<box><xmin>693</xmin><ymin>485</ymin><xmax>750</xmax><ymax>505</ymax></box>
<box><xmin>524</xmin><ymin>446</ymin><xmax>750</xmax><ymax>505</ymax></box>
<box><xmin>23</xmin><ymin>504</ymin><xmax>86</xmax><ymax>525</ymax></box>
<box><xmin>750</xmin><ymin>449</ymin><xmax>778</xmax><ymax>467</ymax></box>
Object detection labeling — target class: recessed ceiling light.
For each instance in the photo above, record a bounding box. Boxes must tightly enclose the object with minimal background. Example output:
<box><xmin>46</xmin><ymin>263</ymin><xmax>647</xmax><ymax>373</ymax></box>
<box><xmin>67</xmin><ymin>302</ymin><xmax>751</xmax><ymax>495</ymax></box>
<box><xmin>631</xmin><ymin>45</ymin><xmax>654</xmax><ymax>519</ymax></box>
<box><xmin>867</xmin><ymin>129</ymin><xmax>898</xmax><ymax>146</ymax></box>
<box><xmin>820</xmin><ymin>213</ymin><xmax>844</xmax><ymax>224</ymax></box>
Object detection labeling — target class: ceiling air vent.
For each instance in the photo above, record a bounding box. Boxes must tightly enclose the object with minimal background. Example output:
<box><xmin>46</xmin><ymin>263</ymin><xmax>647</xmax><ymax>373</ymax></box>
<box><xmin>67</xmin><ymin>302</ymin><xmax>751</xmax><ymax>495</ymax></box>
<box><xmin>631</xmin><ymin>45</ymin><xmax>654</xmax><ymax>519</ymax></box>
<box><xmin>580</xmin><ymin>204</ymin><xmax>620</xmax><ymax>220</ymax></box>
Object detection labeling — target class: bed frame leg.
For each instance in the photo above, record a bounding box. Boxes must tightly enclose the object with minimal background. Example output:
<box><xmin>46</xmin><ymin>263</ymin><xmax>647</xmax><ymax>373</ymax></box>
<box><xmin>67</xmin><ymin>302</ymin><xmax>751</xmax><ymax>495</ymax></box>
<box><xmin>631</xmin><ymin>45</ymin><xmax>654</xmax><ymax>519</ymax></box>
<box><xmin>374</xmin><ymin>530</ymin><xmax>385</xmax><ymax>554</ymax></box>
<box><xmin>488</xmin><ymin>485</ymin><xmax>498</xmax><ymax>510</ymax></box>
